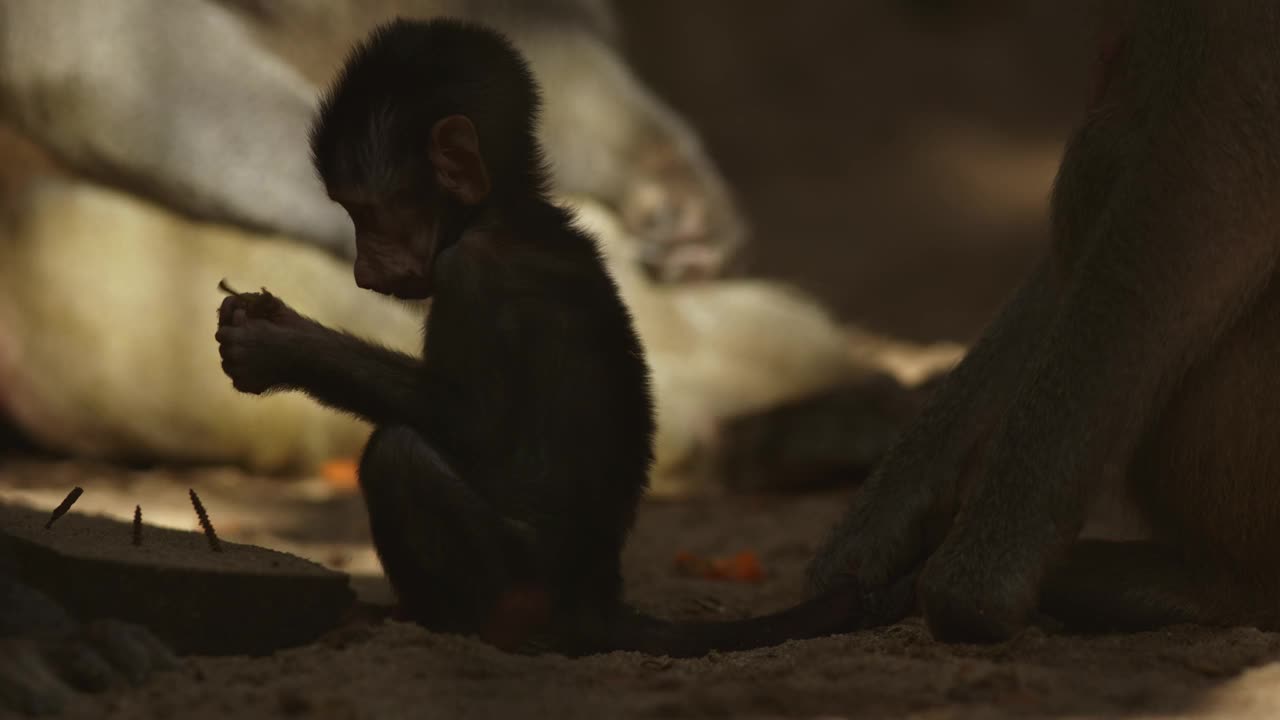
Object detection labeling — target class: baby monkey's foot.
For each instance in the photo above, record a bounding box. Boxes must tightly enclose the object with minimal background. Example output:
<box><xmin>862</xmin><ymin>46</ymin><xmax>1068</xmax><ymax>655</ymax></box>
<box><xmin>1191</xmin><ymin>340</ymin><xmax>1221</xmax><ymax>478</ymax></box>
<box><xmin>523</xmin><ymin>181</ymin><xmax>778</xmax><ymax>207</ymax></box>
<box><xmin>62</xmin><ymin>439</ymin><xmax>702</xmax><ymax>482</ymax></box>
<box><xmin>479</xmin><ymin>585</ymin><xmax>554</xmax><ymax>653</ymax></box>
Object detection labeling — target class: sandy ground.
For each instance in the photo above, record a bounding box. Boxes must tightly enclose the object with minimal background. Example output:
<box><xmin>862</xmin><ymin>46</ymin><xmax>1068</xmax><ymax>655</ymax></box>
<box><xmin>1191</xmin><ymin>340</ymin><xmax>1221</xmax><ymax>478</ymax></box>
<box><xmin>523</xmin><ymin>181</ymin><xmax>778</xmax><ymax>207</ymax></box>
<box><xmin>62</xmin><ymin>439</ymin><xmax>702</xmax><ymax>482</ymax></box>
<box><xmin>5</xmin><ymin>459</ymin><xmax>1280</xmax><ymax>719</ymax></box>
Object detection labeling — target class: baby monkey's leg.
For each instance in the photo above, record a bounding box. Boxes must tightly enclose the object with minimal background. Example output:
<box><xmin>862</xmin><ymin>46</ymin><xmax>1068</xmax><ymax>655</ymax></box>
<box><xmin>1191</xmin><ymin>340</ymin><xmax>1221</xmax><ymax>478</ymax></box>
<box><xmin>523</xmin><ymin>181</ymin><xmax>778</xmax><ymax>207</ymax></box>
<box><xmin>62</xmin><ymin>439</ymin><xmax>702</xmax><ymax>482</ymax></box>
<box><xmin>358</xmin><ymin>425</ymin><xmax>551</xmax><ymax>648</ymax></box>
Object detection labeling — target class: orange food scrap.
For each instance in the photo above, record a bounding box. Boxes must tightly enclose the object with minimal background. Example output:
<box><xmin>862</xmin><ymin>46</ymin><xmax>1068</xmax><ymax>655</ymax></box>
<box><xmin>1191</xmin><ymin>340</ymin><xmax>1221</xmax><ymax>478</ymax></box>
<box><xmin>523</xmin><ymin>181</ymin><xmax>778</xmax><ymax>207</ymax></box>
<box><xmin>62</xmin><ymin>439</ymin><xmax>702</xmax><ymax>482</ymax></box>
<box><xmin>321</xmin><ymin>458</ymin><xmax>360</xmax><ymax>491</ymax></box>
<box><xmin>720</xmin><ymin>551</ymin><xmax>766</xmax><ymax>583</ymax></box>
<box><xmin>673</xmin><ymin>550</ymin><xmax>765</xmax><ymax>583</ymax></box>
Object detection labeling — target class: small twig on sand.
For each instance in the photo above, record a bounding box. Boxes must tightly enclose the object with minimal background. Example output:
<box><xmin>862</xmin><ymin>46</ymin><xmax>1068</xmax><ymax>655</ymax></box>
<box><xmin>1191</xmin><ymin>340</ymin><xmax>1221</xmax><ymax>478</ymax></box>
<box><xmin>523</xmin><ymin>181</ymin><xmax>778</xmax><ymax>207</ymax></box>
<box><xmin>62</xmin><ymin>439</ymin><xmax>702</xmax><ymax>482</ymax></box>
<box><xmin>45</xmin><ymin>487</ymin><xmax>84</xmax><ymax>529</ymax></box>
<box><xmin>132</xmin><ymin>505</ymin><xmax>143</xmax><ymax>547</ymax></box>
<box><xmin>189</xmin><ymin>489</ymin><xmax>222</xmax><ymax>552</ymax></box>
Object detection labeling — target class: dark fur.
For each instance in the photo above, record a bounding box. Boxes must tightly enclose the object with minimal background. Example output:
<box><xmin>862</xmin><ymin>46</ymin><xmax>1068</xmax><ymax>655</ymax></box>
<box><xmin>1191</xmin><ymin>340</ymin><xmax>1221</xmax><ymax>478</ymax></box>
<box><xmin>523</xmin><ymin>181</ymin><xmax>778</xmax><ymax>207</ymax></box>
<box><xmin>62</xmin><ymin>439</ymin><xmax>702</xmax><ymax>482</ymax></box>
<box><xmin>215</xmin><ymin>18</ymin><xmax>910</xmax><ymax>656</ymax></box>
<box><xmin>309</xmin><ymin>20</ymin><xmax>547</xmax><ymax>202</ymax></box>
<box><xmin>809</xmin><ymin>1</ymin><xmax>1280</xmax><ymax>643</ymax></box>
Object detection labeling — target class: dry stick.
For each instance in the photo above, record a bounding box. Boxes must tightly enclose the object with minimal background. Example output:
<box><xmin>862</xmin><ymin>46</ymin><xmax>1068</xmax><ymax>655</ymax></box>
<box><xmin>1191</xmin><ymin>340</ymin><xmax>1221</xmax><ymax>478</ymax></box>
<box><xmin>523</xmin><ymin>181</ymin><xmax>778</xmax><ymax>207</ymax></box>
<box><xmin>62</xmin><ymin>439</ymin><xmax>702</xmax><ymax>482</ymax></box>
<box><xmin>132</xmin><ymin>505</ymin><xmax>143</xmax><ymax>547</ymax></box>
<box><xmin>188</xmin><ymin>489</ymin><xmax>223</xmax><ymax>552</ymax></box>
<box><xmin>217</xmin><ymin>279</ymin><xmax>243</xmax><ymax>297</ymax></box>
<box><xmin>218</xmin><ymin>279</ymin><xmax>280</xmax><ymax>321</ymax></box>
<box><xmin>45</xmin><ymin>487</ymin><xmax>84</xmax><ymax>529</ymax></box>
<box><xmin>218</xmin><ymin>279</ymin><xmax>273</xmax><ymax>299</ymax></box>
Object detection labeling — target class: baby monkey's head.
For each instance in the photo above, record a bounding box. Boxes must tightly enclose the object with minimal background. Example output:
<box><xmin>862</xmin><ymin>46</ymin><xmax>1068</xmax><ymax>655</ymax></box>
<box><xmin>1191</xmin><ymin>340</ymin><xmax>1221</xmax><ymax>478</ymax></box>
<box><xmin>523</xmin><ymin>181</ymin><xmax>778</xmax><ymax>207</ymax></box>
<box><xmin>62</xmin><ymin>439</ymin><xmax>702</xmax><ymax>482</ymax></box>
<box><xmin>310</xmin><ymin>18</ymin><xmax>549</xmax><ymax>299</ymax></box>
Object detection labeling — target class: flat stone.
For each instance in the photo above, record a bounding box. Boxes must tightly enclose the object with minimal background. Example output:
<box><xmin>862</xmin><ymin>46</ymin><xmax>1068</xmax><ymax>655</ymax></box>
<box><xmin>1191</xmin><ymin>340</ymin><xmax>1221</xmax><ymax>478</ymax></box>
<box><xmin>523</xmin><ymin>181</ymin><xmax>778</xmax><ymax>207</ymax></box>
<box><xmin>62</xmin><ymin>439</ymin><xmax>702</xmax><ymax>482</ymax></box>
<box><xmin>0</xmin><ymin>501</ymin><xmax>355</xmax><ymax>656</ymax></box>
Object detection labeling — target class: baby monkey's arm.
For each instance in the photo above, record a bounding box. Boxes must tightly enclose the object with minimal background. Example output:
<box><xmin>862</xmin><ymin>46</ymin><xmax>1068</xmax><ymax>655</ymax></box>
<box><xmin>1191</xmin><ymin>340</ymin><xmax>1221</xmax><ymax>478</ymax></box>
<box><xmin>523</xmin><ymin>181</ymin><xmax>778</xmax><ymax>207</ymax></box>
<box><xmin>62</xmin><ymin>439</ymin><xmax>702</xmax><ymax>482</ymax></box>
<box><xmin>216</xmin><ymin>283</ymin><xmax>452</xmax><ymax>430</ymax></box>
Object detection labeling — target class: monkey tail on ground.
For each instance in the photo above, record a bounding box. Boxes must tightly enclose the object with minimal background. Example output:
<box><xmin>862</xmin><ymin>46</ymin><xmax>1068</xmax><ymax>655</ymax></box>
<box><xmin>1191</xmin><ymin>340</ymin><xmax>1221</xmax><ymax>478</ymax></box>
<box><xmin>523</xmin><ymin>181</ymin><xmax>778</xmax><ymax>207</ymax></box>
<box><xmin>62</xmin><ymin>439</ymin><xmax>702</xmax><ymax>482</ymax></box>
<box><xmin>596</xmin><ymin>576</ymin><xmax>917</xmax><ymax>658</ymax></box>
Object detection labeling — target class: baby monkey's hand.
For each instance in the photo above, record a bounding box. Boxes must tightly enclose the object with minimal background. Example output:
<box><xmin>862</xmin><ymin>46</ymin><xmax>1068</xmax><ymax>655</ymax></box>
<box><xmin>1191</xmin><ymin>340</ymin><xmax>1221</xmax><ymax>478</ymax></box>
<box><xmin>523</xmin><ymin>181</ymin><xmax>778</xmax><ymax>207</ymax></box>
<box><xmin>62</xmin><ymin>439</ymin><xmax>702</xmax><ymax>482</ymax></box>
<box><xmin>215</xmin><ymin>281</ymin><xmax>310</xmax><ymax>395</ymax></box>
<box><xmin>216</xmin><ymin>280</ymin><xmax>309</xmax><ymax>327</ymax></box>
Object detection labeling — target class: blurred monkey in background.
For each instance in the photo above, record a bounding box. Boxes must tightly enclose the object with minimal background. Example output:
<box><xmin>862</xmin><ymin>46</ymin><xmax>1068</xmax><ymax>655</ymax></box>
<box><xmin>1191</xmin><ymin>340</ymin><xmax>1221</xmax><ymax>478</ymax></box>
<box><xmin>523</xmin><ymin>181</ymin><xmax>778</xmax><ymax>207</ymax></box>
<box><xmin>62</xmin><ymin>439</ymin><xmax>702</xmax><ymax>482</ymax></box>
<box><xmin>0</xmin><ymin>0</ymin><xmax>743</xmax><ymax>281</ymax></box>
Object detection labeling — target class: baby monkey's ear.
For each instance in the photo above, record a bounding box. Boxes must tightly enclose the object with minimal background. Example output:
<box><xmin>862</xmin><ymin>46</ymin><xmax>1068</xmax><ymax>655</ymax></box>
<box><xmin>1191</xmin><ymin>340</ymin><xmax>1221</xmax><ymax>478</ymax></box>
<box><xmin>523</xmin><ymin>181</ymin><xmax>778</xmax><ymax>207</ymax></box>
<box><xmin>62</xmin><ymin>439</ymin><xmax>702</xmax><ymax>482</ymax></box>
<box><xmin>429</xmin><ymin>115</ymin><xmax>491</xmax><ymax>206</ymax></box>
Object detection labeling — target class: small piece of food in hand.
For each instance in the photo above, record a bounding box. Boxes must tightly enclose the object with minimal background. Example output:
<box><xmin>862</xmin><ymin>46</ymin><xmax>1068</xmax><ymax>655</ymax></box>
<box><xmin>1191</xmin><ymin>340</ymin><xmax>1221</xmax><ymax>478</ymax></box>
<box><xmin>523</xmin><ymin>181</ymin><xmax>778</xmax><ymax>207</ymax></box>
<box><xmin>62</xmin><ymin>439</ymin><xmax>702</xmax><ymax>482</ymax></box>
<box><xmin>217</xmin><ymin>280</ymin><xmax>283</xmax><ymax>319</ymax></box>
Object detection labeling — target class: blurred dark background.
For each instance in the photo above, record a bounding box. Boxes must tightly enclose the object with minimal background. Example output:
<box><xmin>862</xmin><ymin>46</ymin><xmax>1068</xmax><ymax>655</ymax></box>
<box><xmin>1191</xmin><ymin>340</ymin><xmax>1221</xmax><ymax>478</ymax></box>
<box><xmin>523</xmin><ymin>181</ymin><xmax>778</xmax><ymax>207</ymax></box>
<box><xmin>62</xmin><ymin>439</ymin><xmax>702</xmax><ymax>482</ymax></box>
<box><xmin>618</xmin><ymin>1</ymin><xmax>1099</xmax><ymax>342</ymax></box>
